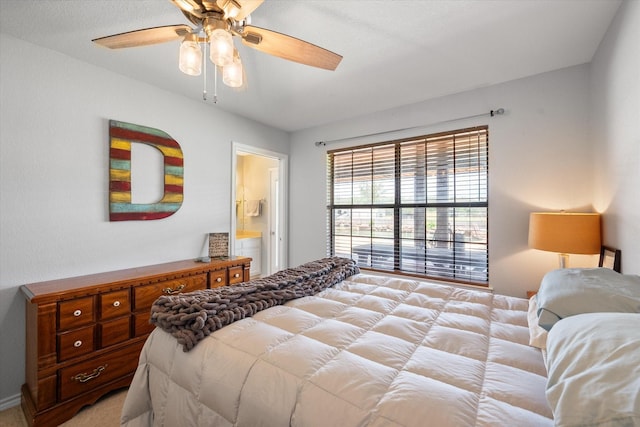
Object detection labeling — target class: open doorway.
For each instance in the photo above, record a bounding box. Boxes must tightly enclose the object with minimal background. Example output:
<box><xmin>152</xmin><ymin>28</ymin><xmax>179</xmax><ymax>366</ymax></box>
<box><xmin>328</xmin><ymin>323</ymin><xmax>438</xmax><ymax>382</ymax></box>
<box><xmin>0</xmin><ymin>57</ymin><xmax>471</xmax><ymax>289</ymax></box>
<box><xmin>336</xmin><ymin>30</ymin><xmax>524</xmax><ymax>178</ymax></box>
<box><xmin>230</xmin><ymin>142</ymin><xmax>288</xmax><ymax>277</ymax></box>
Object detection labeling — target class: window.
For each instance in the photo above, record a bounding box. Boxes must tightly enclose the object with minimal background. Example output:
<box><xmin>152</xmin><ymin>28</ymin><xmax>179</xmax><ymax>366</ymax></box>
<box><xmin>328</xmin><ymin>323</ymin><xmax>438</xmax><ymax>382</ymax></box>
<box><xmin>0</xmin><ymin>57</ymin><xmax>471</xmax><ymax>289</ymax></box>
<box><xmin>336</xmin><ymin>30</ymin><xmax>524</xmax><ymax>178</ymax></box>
<box><xmin>327</xmin><ymin>126</ymin><xmax>488</xmax><ymax>285</ymax></box>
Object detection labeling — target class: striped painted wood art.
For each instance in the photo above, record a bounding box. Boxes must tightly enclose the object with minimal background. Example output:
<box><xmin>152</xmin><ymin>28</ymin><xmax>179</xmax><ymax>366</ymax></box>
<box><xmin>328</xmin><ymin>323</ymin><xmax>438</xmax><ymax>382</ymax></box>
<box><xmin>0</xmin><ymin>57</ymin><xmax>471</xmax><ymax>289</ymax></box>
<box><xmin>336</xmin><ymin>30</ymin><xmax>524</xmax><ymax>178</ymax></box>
<box><xmin>109</xmin><ymin>120</ymin><xmax>184</xmax><ymax>221</ymax></box>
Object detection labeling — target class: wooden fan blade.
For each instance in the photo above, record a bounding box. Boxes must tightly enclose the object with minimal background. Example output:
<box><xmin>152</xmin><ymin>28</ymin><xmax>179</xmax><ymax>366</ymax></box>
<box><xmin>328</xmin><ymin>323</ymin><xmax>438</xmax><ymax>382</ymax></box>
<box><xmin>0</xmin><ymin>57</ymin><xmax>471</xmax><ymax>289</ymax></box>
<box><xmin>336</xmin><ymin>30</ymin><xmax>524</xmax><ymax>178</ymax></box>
<box><xmin>215</xmin><ymin>0</ymin><xmax>264</xmax><ymax>20</ymax></box>
<box><xmin>241</xmin><ymin>25</ymin><xmax>342</xmax><ymax>71</ymax></box>
<box><xmin>92</xmin><ymin>25</ymin><xmax>192</xmax><ymax>49</ymax></box>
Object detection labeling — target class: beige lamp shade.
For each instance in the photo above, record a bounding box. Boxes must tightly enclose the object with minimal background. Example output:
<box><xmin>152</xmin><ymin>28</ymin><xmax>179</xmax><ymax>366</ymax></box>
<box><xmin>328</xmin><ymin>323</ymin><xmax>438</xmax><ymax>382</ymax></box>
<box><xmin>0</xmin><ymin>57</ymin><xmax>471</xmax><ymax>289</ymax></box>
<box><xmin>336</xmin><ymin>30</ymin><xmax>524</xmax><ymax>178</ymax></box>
<box><xmin>528</xmin><ymin>212</ymin><xmax>601</xmax><ymax>255</ymax></box>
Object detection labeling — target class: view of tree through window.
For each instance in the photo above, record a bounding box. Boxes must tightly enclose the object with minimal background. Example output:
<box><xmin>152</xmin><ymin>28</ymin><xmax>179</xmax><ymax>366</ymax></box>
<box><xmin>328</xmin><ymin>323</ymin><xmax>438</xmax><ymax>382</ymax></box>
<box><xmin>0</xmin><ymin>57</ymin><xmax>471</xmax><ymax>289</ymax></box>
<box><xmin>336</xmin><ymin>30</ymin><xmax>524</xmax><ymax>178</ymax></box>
<box><xmin>327</xmin><ymin>126</ymin><xmax>488</xmax><ymax>284</ymax></box>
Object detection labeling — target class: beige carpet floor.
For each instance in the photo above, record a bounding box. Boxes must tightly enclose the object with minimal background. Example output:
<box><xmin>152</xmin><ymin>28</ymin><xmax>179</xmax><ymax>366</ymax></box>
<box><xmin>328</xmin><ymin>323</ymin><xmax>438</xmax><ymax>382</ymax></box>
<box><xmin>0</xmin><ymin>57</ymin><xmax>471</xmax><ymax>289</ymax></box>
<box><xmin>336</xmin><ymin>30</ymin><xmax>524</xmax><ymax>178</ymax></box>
<box><xmin>0</xmin><ymin>388</ymin><xmax>127</xmax><ymax>427</ymax></box>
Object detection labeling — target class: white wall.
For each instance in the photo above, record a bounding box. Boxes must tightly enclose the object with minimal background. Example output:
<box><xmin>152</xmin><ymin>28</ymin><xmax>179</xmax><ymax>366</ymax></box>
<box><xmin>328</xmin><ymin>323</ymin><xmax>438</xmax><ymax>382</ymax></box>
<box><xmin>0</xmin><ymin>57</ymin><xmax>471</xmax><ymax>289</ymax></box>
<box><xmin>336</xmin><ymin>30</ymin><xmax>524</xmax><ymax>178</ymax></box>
<box><xmin>0</xmin><ymin>34</ymin><xmax>289</xmax><ymax>404</ymax></box>
<box><xmin>290</xmin><ymin>64</ymin><xmax>598</xmax><ymax>298</ymax></box>
<box><xmin>590</xmin><ymin>0</ymin><xmax>640</xmax><ymax>274</ymax></box>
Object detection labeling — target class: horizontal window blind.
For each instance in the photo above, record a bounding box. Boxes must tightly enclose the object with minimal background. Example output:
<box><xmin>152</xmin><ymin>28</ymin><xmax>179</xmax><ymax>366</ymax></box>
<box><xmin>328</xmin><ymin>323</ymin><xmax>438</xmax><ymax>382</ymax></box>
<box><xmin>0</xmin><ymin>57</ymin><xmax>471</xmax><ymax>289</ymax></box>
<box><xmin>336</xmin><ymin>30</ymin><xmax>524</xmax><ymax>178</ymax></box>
<box><xmin>327</xmin><ymin>126</ymin><xmax>488</xmax><ymax>285</ymax></box>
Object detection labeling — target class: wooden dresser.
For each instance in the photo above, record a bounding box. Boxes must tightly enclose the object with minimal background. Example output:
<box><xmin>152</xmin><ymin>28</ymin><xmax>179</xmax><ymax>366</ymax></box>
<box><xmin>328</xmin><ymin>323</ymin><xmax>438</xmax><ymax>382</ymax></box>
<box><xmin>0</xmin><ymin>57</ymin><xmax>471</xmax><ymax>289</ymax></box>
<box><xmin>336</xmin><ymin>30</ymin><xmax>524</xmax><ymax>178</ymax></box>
<box><xmin>20</xmin><ymin>257</ymin><xmax>251</xmax><ymax>427</ymax></box>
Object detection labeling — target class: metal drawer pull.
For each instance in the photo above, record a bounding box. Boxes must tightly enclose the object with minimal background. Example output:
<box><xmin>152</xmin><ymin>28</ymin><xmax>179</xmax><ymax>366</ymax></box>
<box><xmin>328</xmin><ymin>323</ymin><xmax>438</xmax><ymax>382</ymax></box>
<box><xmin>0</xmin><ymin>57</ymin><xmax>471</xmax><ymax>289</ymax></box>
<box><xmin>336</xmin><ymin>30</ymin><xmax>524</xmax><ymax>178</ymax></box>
<box><xmin>113</xmin><ymin>300</ymin><xmax>121</xmax><ymax>307</ymax></box>
<box><xmin>73</xmin><ymin>310</ymin><xmax>82</xmax><ymax>317</ymax></box>
<box><xmin>216</xmin><ymin>277</ymin><xmax>222</xmax><ymax>283</ymax></box>
<box><xmin>74</xmin><ymin>340</ymin><xmax>83</xmax><ymax>348</ymax></box>
<box><xmin>72</xmin><ymin>365</ymin><xmax>107</xmax><ymax>383</ymax></box>
<box><xmin>163</xmin><ymin>284</ymin><xmax>186</xmax><ymax>295</ymax></box>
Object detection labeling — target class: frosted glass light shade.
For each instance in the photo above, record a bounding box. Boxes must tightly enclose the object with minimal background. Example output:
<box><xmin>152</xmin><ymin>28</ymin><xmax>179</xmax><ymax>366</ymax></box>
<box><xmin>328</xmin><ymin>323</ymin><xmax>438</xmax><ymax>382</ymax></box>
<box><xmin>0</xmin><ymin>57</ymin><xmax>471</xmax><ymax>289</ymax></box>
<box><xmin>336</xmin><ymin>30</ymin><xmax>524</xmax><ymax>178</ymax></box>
<box><xmin>223</xmin><ymin>53</ymin><xmax>243</xmax><ymax>88</ymax></box>
<box><xmin>209</xmin><ymin>29</ymin><xmax>233</xmax><ymax>67</ymax></box>
<box><xmin>528</xmin><ymin>212</ymin><xmax>601</xmax><ymax>255</ymax></box>
<box><xmin>178</xmin><ymin>35</ymin><xmax>202</xmax><ymax>76</ymax></box>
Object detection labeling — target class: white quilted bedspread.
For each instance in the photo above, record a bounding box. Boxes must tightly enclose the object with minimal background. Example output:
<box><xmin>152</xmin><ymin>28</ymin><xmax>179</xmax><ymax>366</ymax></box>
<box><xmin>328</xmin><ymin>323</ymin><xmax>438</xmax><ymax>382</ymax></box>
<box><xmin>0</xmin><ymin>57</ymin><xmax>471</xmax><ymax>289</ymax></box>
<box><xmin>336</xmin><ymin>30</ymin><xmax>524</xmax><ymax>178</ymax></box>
<box><xmin>121</xmin><ymin>273</ymin><xmax>552</xmax><ymax>426</ymax></box>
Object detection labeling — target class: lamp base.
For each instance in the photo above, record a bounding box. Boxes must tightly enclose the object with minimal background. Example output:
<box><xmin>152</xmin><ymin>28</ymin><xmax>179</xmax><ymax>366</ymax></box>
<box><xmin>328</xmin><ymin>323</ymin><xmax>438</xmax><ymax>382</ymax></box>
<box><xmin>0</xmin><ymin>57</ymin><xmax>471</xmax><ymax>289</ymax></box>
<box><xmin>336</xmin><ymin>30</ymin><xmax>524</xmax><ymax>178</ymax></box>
<box><xmin>558</xmin><ymin>253</ymin><xmax>569</xmax><ymax>269</ymax></box>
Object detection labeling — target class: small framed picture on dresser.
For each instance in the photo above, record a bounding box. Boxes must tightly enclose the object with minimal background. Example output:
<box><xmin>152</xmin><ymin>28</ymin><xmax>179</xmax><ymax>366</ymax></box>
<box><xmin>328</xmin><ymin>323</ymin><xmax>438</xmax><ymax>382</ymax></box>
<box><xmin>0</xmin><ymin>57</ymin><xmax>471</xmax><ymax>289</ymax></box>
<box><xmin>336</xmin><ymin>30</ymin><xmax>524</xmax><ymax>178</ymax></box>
<box><xmin>209</xmin><ymin>232</ymin><xmax>229</xmax><ymax>259</ymax></box>
<box><xmin>598</xmin><ymin>246</ymin><xmax>621</xmax><ymax>273</ymax></box>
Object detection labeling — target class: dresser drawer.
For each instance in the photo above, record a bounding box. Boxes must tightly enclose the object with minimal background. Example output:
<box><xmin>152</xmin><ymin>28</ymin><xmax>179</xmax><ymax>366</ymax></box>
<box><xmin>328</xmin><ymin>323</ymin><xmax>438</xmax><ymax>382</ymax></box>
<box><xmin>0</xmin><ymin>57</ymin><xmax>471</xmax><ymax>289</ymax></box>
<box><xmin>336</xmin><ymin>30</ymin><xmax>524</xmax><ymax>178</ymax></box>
<box><xmin>133</xmin><ymin>312</ymin><xmax>155</xmax><ymax>337</ymax></box>
<box><xmin>100</xmin><ymin>289</ymin><xmax>130</xmax><ymax>320</ymax></box>
<box><xmin>133</xmin><ymin>274</ymin><xmax>207</xmax><ymax>311</ymax></box>
<box><xmin>210</xmin><ymin>269</ymin><xmax>227</xmax><ymax>288</ymax></box>
<box><xmin>58</xmin><ymin>326</ymin><xmax>95</xmax><ymax>362</ymax></box>
<box><xmin>99</xmin><ymin>316</ymin><xmax>131</xmax><ymax>348</ymax></box>
<box><xmin>228</xmin><ymin>266</ymin><xmax>244</xmax><ymax>284</ymax></box>
<box><xmin>59</xmin><ymin>342</ymin><xmax>142</xmax><ymax>401</ymax></box>
<box><xmin>58</xmin><ymin>297</ymin><xmax>95</xmax><ymax>331</ymax></box>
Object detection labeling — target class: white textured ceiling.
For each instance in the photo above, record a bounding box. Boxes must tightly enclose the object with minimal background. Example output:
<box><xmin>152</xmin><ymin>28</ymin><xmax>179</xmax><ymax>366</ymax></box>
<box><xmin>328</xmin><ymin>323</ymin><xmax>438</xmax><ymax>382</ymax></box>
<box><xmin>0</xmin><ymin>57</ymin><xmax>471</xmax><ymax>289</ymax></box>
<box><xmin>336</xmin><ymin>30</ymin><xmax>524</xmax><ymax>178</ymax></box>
<box><xmin>0</xmin><ymin>0</ymin><xmax>621</xmax><ymax>132</ymax></box>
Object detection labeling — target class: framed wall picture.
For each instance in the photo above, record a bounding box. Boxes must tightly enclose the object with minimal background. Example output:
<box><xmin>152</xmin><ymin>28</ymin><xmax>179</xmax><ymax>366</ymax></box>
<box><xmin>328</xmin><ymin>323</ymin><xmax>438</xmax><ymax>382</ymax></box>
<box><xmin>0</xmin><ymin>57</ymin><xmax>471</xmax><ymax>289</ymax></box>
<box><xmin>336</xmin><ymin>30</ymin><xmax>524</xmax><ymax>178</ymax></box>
<box><xmin>598</xmin><ymin>246</ymin><xmax>621</xmax><ymax>273</ymax></box>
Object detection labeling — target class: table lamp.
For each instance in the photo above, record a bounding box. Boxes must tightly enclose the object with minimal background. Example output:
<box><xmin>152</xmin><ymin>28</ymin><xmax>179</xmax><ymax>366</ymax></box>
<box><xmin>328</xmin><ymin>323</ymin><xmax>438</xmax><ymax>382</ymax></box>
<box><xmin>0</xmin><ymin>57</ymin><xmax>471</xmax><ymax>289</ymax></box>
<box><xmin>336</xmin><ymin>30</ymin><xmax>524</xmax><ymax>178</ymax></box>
<box><xmin>528</xmin><ymin>212</ymin><xmax>601</xmax><ymax>268</ymax></box>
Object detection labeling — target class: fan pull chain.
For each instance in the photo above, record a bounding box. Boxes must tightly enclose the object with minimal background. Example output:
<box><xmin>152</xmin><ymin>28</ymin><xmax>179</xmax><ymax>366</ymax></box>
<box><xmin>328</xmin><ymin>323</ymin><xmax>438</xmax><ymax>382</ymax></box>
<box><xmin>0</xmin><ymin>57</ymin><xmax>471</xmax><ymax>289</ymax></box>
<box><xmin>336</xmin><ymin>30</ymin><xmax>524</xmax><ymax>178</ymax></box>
<box><xmin>202</xmin><ymin>39</ymin><xmax>208</xmax><ymax>101</ymax></box>
<box><xmin>200</xmin><ymin>37</ymin><xmax>218</xmax><ymax>104</ymax></box>
<box><xmin>213</xmin><ymin>65</ymin><xmax>218</xmax><ymax>104</ymax></box>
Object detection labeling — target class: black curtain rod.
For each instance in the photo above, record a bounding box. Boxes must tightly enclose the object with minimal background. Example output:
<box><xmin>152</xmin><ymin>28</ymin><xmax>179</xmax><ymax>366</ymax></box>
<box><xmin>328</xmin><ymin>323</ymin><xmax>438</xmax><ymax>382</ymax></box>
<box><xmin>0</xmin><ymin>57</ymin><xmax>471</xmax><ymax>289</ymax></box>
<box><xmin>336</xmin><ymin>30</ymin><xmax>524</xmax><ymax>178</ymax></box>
<box><xmin>314</xmin><ymin>108</ymin><xmax>505</xmax><ymax>147</ymax></box>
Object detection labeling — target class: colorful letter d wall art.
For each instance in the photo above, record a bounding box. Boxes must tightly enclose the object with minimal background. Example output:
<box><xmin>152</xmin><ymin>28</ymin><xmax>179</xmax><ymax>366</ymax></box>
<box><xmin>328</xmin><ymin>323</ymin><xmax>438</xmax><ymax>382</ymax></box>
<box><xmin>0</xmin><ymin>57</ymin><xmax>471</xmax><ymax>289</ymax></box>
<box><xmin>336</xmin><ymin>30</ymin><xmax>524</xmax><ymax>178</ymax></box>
<box><xmin>109</xmin><ymin>120</ymin><xmax>184</xmax><ymax>221</ymax></box>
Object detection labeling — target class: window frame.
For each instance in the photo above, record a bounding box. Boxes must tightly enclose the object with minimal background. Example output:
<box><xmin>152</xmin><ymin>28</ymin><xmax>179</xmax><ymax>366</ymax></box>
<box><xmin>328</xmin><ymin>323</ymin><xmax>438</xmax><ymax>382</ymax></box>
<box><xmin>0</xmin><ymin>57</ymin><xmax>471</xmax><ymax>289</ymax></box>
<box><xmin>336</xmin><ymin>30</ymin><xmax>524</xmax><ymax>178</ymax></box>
<box><xmin>327</xmin><ymin>125</ymin><xmax>489</xmax><ymax>286</ymax></box>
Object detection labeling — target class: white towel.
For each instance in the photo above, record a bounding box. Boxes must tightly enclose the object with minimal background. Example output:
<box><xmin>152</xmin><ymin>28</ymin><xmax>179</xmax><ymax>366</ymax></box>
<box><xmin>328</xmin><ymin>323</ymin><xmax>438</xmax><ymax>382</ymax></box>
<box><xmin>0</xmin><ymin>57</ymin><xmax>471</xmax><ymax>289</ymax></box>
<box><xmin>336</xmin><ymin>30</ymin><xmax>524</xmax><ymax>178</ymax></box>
<box><xmin>245</xmin><ymin>200</ymin><xmax>261</xmax><ymax>217</ymax></box>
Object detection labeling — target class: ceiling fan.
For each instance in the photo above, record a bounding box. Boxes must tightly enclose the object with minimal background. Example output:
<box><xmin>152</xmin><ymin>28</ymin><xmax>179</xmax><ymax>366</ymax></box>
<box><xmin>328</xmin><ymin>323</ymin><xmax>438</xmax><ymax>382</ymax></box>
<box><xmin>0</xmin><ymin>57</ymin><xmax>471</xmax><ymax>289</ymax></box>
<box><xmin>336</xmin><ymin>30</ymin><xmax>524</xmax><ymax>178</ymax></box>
<box><xmin>92</xmin><ymin>0</ymin><xmax>342</xmax><ymax>93</ymax></box>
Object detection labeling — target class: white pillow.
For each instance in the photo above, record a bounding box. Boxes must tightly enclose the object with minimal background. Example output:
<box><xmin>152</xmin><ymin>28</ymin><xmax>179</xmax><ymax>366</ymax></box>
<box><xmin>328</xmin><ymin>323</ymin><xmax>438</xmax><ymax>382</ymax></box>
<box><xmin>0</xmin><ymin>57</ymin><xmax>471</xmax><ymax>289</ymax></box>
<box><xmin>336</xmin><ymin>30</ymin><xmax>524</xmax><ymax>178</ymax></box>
<box><xmin>536</xmin><ymin>268</ymin><xmax>640</xmax><ymax>331</ymax></box>
<box><xmin>545</xmin><ymin>312</ymin><xmax>640</xmax><ymax>427</ymax></box>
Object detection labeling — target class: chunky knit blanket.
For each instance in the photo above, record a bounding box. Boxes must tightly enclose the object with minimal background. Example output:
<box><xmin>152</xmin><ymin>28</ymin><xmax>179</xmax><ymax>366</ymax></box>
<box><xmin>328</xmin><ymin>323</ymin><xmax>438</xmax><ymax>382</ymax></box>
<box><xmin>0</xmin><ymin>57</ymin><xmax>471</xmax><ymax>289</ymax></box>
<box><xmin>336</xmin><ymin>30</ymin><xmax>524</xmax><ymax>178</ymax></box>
<box><xmin>150</xmin><ymin>257</ymin><xmax>360</xmax><ymax>351</ymax></box>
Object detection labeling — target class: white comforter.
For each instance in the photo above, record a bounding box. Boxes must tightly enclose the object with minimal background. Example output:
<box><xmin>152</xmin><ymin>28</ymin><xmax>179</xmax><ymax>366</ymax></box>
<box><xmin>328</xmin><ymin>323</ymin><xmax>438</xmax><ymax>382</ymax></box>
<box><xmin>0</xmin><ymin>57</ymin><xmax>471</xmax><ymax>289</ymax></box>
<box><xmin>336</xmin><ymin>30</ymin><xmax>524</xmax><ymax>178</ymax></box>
<box><xmin>121</xmin><ymin>273</ymin><xmax>552</xmax><ymax>426</ymax></box>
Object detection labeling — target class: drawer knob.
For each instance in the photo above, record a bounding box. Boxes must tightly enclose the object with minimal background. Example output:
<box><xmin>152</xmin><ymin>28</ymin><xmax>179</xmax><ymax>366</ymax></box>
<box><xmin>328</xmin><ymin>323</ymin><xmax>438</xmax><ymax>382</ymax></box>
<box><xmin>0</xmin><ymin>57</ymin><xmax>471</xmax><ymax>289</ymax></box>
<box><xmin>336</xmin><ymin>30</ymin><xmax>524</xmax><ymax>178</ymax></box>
<box><xmin>163</xmin><ymin>284</ymin><xmax>186</xmax><ymax>295</ymax></box>
<box><xmin>73</xmin><ymin>309</ymin><xmax>82</xmax><ymax>317</ymax></box>
<box><xmin>113</xmin><ymin>300</ymin><xmax>121</xmax><ymax>307</ymax></box>
<box><xmin>73</xmin><ymin>340</ymin><xmax>83</xmax><ymax>348</ymax></box>
<box><xmin>71</xmin><ymin>365</ymin><xmax>107</xmax><ymax>383</ymax></box>
<box><xmin>216</xmin><ymin>277</ymin><xmax>222</xmax><ymax>283</ymax></box>
<box><xmin>234</xmin><ymin>273</ymin><xmax>240</xmax><ymax>278</ymax></box>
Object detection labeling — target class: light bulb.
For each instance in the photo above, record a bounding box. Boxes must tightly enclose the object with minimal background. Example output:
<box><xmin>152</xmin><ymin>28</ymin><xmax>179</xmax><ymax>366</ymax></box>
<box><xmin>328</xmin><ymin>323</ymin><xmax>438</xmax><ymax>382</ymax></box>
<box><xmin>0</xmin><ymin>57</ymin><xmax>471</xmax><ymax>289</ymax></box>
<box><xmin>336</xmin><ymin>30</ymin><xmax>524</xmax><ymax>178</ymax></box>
<box><xmin>178</xmin><ymin>34</ymin><xmax>202</xmax><ymax>76</ymax></box>
<box><xmin>209</xmin><ymin>29</ymin><xmax>233</xmax><ymax>67</ymax></box>
<box><xmin>223</xmin><ymin>51</ymin><xmax>243</xmax><ymax>88</ymax></box>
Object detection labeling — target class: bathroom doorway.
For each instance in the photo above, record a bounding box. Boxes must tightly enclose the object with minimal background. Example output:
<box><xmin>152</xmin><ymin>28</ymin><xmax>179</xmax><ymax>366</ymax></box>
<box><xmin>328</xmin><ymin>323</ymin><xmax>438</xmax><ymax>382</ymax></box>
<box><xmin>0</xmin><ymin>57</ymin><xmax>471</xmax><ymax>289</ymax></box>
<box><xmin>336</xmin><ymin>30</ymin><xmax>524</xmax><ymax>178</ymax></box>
<box><xmin>230</xmin><ymin>142</ymin><xmax>288</xmax><ymax>277</ymax></box>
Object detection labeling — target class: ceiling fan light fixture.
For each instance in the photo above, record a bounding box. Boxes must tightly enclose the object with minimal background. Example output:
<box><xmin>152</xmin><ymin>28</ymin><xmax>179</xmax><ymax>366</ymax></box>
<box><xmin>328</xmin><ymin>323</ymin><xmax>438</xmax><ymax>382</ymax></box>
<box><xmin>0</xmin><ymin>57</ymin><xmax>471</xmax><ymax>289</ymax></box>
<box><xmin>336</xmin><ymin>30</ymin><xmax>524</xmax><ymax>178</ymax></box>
<box><xmin>209</xmin><ymin>28</ymin><xmax>234</xmax><ymax>67</ymax></box>
<box><xmin>223</xmin><ymin>50</ymin><xmax>243</xmax><ymax>88</ymax></box>
<box><xmin>178</xmin><ymin>33</ymin><xmax>202</xmax><ymax>76</ymax></box>
<box><xmin>93</xmin><ymin>0</ymin><xmax>342</xmax><ymax>100</ymax></box>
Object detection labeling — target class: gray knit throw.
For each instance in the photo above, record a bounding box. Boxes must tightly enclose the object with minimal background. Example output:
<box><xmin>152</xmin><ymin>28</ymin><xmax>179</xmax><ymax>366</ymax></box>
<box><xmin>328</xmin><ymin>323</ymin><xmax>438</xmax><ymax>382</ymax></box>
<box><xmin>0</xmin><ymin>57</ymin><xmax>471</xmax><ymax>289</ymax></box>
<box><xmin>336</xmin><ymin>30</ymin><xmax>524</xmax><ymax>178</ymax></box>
<box><xmin>150</xmin><ymin>257</ymin><xmax>360</xmax><ymax>351</ymax></box>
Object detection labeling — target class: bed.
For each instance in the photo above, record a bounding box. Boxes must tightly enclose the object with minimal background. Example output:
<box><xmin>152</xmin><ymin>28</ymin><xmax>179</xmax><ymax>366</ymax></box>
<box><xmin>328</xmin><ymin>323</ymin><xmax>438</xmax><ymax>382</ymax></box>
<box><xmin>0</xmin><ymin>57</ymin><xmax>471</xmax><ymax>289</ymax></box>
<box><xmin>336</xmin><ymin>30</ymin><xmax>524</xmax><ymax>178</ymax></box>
<box><xmin>120</xmin><ymin>257</ymin><xmax>640</xmax><ymax>427</ymax></box>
